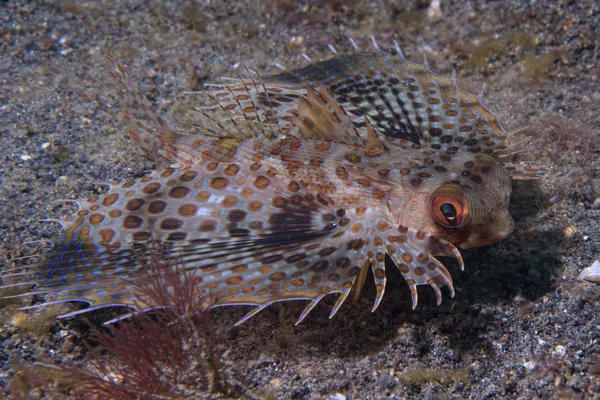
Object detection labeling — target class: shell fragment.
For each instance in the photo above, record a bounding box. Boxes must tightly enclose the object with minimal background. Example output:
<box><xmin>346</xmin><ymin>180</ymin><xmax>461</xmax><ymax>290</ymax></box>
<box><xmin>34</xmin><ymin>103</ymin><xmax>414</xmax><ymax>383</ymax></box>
<box><xmin>579</xmin><ymin>260</ymin><xmax>600</xmax><ymax>283</ymax></box>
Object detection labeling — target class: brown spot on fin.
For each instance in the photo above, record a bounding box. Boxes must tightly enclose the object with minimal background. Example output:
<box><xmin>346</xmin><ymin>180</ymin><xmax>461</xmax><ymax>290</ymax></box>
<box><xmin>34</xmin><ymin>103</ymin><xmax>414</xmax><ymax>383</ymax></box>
<box><xmin>14</xmin><ymin>165</ymin><xmax>366</xmax><ymax>324</ymax></box>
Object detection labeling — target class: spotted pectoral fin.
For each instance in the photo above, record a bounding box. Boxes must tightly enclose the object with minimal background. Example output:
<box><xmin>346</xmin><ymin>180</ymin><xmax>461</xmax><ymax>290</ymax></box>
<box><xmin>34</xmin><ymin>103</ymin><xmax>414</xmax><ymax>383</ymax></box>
<box><xmin>13</xmin><ymin>162</ymin><xmax>377</xmax><ymax>323</ymax></box>
<box><xmin>210</xmin><ymin>232</ymin><xmax>366</xmax><ymax>325</ymax></box>
<box><xmin>386</xmin><ymin>226</ymin><xmax>461</xmax><ymax>308</ymax></box>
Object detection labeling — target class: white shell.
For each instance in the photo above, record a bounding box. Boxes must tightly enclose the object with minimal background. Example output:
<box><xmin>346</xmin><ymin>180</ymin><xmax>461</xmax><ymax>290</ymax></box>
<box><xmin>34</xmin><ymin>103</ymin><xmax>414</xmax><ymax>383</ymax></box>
<box><xmin>579</xmin><ymin>260</ymin><xmax>600</xmax><ymax>283</ymax></box>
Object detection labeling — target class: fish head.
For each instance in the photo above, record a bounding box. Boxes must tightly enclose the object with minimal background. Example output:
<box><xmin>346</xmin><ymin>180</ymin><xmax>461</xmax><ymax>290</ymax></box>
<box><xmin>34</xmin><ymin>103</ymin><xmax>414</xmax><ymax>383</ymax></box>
<box><xmin>394</xmin><ymin>152</ymin><xmax>514</xmax><ymax>249</ymax></box>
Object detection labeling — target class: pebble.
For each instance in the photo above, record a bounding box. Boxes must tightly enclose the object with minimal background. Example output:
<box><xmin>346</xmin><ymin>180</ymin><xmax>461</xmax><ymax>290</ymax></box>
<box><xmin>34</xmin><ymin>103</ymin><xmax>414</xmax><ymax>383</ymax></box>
<box><xmin>523</xmin><ymin>360</ymin><xmax>537</xmax><ymax>370</ymax></box>
<box><xmin>551</xmin><ymin>345</ymin><xmax>566</xmax><ymax>359</ymax></box>
<box><xmin>57</xmin><ymin>330</ymin><xmax>69</xmax><ymax>339</ymax></box>
<box><xmin>427</xmin><ymin>0</ymin><xmax>442</xmax><ymax>22</ymax></box>
<box><xmin>290</xmin><ymin>36</ymin><xmax>305</xmax><ymax>47</ymax></box>
<box><xmin>379</xmin><ymin>373</ymin><xmax>397</xmax><ymax>389</ymax></box>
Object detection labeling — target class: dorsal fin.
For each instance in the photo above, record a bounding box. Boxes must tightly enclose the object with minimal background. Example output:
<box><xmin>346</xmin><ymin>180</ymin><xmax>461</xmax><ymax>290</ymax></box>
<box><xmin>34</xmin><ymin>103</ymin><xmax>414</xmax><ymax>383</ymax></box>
<box><xmin>210</xmin><ymin>51</ymin><xmax>523</xmax><ymax>158</ymax></box>
<box><xmin>108</xmin><ymin>55</ymin><xmax>285</xmax><ymax>170</ymax></box>
<box><xmin>107</xmin><ymin>54</ymin><xmax>177</xmax><ymax>167</ymax></box>
<box><xmin>291</xmin><ymin>83</ymin><xmax>385</xmax><ymax>151</ymax></box>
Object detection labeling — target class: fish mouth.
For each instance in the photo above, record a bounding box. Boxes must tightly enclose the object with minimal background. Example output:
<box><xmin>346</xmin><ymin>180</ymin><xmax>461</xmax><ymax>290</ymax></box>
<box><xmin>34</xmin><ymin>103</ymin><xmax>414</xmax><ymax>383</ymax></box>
<box><xmin>464</xmin><ymin>234</ymin><xmax>507</xmax><ymax>248</ymax></box>
<box><xmin>458</xmin><ymin>217</ymin><xmax>516</xmax><ymax>249</ymax></box>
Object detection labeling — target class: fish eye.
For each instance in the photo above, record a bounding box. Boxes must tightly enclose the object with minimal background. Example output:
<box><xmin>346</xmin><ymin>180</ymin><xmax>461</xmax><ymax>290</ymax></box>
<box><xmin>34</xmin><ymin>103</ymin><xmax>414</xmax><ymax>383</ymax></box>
<box><xmin>440</xmin><ymin>203</ymin><xmax>457</xmax><ymax>220</ymax></box>
<box><xmin>430</xmin><ymin>184</ymin><xmax>470</xmax><ymax>228</ymax></box>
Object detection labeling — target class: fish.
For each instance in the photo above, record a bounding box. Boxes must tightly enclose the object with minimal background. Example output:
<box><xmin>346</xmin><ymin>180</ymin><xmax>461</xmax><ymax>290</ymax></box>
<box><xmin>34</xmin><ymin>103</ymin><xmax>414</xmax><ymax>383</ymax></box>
<box><xmin>1</xmin><ymin>43</ymin><xmax>544</xmax><ymax>325</ymax></box>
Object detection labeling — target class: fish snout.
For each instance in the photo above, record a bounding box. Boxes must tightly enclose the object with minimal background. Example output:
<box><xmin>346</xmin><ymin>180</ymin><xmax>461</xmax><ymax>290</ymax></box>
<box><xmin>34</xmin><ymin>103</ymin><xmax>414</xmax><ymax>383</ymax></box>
<box><xmin>459</xmin><ymin>215</ymin><xmax>515</xmax><ymax>249</ymax></box>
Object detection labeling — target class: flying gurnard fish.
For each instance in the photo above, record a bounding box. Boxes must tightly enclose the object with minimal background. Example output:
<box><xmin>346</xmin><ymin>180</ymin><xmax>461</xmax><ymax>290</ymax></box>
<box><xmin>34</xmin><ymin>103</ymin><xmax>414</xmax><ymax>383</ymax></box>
<box><xmin>1</xmin><ymin>41</ymin><xmax>544</xmax><ymax>325</ymax></box>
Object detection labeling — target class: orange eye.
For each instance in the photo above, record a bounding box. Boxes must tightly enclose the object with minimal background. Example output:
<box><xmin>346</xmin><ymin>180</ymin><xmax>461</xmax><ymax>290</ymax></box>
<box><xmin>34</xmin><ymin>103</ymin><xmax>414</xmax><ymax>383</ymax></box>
<box><xmin>429</xmin><ymin>184</ymin><xmax>470</xmax><ymax>228</ymax></box>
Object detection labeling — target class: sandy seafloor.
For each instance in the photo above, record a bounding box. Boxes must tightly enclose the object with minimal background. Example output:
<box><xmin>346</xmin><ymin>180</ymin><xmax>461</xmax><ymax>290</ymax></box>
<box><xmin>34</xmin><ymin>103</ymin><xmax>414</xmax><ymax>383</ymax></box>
<box><xmin>1</xmin><ymin>0</ymin><xmax>599</xmax><ymax>398</ymax></box>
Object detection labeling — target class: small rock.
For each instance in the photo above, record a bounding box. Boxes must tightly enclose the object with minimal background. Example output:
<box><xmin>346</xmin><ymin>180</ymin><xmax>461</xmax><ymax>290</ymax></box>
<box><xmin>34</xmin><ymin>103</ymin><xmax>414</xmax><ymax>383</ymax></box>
<box><xmin>291</xmin><ymin>386</ymin><xmax>310</xmax><ymax>399</ymax></box>
<box><xmin>523</xmin><ymin>360</ymin><xmax>537</xmax><ymax>370</ymax></box>
<box><xmin>270</xmin><ymin>378</ymin><xmax>282</xmax><ymax>388</ymax></box>
<box><xmin>379</xmin><ymin>373</ymin><xmax>397</xmax><ymax>389</ymax></box>
<box><xmin>36</xmin><ymin>37</ymin><xmax>53</xmax><ymax>51</ymax></box>
<box><xmin>329</xmin><ymin>394</ymin><xmax>346</xmax><ymax>400</ymax></box>
<box><xmin>427</xmin><ymin>0</ymin><xmax>442</xmax><ymax>22</ymax></box>
<box><xmin>290</xmin><ymin>36</ymin><xmax>304</xmax><ymax>48</ymax></box>
<box><xmin>579</xmin><ymin>260</ymin><xmax>600</xmax><ymax>283</ymax></box>
<box><xmin>552</xmin><ymin>345</ymin><xmax>566</xmax><ymax>359</ymax></box>
<box><xmin>563</xmin><ymin>224</ymin><xmax>576</xmax><ymax>238</ymax></box>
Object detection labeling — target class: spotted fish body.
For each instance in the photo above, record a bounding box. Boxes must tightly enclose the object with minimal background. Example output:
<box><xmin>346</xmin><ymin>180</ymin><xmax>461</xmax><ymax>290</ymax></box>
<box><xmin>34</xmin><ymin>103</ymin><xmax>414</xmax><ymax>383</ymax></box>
<box><xmin>3</xmin><ymin>48</ymin><xmax>542</xmax><ymax>324</ymax></box>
